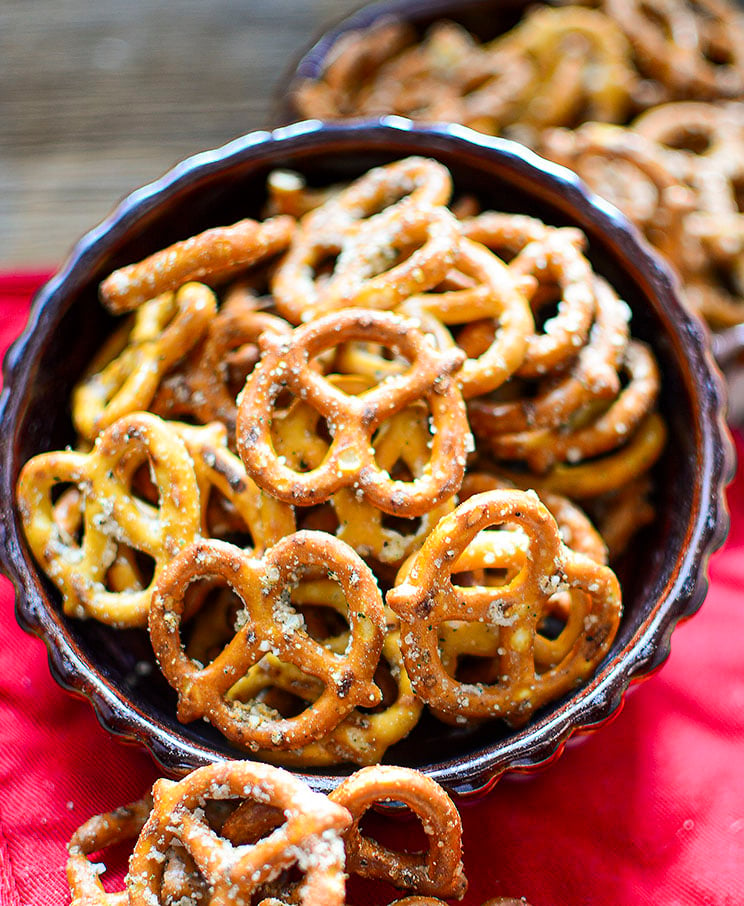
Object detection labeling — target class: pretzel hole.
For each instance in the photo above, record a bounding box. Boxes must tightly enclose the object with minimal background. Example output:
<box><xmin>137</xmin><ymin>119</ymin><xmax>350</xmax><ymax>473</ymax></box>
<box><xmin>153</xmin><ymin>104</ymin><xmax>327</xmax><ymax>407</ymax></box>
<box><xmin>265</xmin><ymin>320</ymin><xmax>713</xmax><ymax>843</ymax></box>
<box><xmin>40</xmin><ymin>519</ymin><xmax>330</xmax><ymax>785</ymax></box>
<box><xmin>51</xmin><ymin>485</ymin><xmax>84</xmax><ymax>544</ymax></box>
<box><xmin>658</xmin><ymin>125</ymin><xmax>715</xmax><ymax>155</ymax></box>
<box><xmin>357</xmin><ymin>657</ymin><xmax>398</xmax><ymax>714</ymax></box>
<box><xmin>184</xmin><ymin>582</ymin><xmax>242</xmax><ymax>664</ymax></box>
<box><xmin>638</xmin><ymin>2</ymin><xmax>675</xmax><ymax>40</ymax></box>
<box><xmin>701</xmin><ymin>26</ymin><xmax>736</xmax><ymax>67</ymax></box>
<box><xmin>358</xmin><ymin>806</ymin><xmax>430</xmax><ymax>853</ymax></box>
<box><xmin>731</xmin><ymin>175</ymin><xmax>744</xmax><ymax>214</ymax></box>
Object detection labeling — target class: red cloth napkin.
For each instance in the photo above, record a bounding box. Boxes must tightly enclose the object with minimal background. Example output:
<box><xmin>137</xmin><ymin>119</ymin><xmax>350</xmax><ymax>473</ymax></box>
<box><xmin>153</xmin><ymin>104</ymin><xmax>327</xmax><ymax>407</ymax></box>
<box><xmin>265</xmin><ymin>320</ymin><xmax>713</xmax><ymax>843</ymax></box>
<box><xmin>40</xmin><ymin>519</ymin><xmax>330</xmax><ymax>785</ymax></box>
<box><xmin>1</xmin><ymin>273</ymin><xmax>743</xmax><ymax>906</ymax></box>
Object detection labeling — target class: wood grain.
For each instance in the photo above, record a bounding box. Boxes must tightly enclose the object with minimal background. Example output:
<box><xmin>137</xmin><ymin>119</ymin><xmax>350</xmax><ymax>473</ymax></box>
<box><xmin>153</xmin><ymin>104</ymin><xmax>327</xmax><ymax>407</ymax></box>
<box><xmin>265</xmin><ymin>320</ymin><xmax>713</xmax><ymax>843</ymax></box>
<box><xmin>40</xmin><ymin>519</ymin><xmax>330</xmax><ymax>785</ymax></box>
<box><xmin>0</xmin><ymin>0</ymin><xmax>361</xmax><ymax>267</ymax></box>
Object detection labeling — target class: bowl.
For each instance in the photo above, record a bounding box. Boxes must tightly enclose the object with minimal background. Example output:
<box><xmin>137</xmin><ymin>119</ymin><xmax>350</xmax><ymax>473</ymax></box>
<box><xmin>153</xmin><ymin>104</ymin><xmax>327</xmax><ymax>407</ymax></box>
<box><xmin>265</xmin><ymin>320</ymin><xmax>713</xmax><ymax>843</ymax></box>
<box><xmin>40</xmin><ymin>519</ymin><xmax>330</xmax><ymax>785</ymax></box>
<box><xmin>0</xmin><ymin>119</ymin><xmax>733</xmax><ymax>796</ymax></box>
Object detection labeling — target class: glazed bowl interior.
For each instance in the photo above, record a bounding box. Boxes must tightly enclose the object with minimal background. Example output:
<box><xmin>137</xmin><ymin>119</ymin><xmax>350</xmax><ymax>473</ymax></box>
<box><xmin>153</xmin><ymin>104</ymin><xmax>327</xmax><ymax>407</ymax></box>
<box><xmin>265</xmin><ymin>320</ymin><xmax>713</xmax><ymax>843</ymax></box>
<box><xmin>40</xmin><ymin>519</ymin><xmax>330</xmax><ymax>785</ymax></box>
<box><xmin>0</xmin><ymin>120</ymin><xmax>731</xmax><ymax>795</ymax></box>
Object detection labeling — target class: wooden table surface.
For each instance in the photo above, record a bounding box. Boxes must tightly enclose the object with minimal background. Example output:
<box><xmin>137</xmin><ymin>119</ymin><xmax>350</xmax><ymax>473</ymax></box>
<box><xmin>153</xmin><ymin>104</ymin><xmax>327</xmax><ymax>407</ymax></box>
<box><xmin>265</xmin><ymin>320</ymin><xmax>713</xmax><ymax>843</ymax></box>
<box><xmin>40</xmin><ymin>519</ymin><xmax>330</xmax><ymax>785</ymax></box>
<box><xmin>1</xmin><ymin>0</ymin><xmax>361</xmax><ymax>269</ymax></box>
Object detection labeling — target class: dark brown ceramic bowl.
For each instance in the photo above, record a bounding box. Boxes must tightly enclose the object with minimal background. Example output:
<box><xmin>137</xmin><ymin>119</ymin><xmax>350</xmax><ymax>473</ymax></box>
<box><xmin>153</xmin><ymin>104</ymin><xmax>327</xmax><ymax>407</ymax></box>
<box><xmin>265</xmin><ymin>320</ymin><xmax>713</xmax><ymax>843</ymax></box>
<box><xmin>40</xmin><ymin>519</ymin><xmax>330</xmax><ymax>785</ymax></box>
<box><xmin>0</xmin><ymin>119</ymin><xmax>733</xmax><ymax>797</ymax></box>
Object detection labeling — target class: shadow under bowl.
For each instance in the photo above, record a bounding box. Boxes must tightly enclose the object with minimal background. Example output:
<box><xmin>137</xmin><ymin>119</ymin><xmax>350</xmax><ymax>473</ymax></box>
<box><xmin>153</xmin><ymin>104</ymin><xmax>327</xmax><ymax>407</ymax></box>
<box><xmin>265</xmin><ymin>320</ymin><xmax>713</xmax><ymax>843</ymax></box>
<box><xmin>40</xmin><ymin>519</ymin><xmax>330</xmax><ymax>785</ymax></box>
<box><xmin>0</xmin><ymin>119</ymin><xmax>733</xmax><ymax>797</ymax></box>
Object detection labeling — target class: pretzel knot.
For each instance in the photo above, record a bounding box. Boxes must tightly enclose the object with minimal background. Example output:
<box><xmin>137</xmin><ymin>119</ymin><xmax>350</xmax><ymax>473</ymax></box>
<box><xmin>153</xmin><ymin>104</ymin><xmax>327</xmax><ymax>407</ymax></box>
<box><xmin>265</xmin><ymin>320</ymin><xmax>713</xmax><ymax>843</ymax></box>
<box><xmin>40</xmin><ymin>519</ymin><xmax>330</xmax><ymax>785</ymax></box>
<box><xmin>17</xmin><ymin>412</ymin><xmax>201</xmax><ymax>628</ymax></box>
<box><xmin>236</xmin><ymin>309</ymin><xmax>470</xmax><ymax>517</ymax></box>
<box><xmin>127</xmin><ymin>762</ymin><xmax>351</xmax><ymax>906</ymax></box>
<box><xmin>386</xmin><ymin>489</ymin><xmax>622</xmax><ymax>725</ymax></box>
<box><xmin>329</xmin><ymin>765</ymin><xmax>467</xmax><ymax>900</ymax></box>
<box><xmin>149</xmin><ymin>532</ymin><xmax>386</xmax><ymax>750</ymax></box>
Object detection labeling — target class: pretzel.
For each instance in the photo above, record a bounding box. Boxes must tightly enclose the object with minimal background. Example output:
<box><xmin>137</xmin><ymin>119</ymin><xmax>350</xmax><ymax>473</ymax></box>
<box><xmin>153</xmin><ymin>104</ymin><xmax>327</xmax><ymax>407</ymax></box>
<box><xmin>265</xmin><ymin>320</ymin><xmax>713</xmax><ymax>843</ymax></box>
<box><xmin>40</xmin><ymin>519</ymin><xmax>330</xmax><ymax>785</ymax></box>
<box><xmin>235</xmin><ymin>627</ymin><xmax>423</xmax><ymax>767</ymax></box>
<box><xmin>497</xmin><ymin>411</ymin><xmax>668</xmax><ymax>501</ymax></box>
<box><xmin>272</xmin><ymin>157</ymin><xmax>459</xmax><ymax>323</ymax></box>
<box><xmin>72</xmin><ymin>282</ymin><xmax>217</xmax><ymax>442</ymax></box>
<box><xmin>17</xmin><ymin>412</ymin><xmax>201</xmax><ymax>627</ymax></box>
<box><xmin>128</xmin><ymin>761</ymin><xmax>351</xmax><ymax>906</ymax></box>
<box><xmin>67</xmin><ymin>796</ymin><xmax>153</xmax><ymax>905</ymax></box>
<box><xmin>272</xmin><ymin>382</ymin><xmax>457</xmax><ymax>566</ymax></box>
<box><xmin>152</xmin><ymin>282</ymin><xmax>293</xmax><ymax>440</ymax></box>
<box><xmin>328</xmin><ymin>765</ymin><xmax>467</xmax><ymax>899</ymax></box>
<box><xmin>397</xmin><ymin>236</ymin><xmax>534</xmax><ymax>398</ymax></box>
<box><xmin>99</xmin><ymin>214</ymin><xmax>295</xmax><ymax>314</ymax></box>
<box><xmin>459</xmin><ymin>215</ymin><xmax>596</xmax><ymax>377</ymax></box>
<box><xmin>603</xmin><ymin>0</ymin><xmax>744</xmax><ymax>99</ymax></box>
<box><xmin>481</xmin><ymin>340</ymin><xmax>661</xmax><ymax>473</ymax></box>
<box><xmin>486</xmin><ymin>5</ymin><xmax>635</xmax><ymax>131</ymax></box>
<box><xmin>236</xmin><ymin>308</ymin><xmax>469</xmax><ymax>517</ymax></box>
<box><xmin>174</xmin><ymin>420</ymin><xmax>296</xmax><ymax>550</ymax></box>
<box><xmin>387</xmin><ymin>489</ymin><xmax>622</xmax><ymax>725</ymax></box>
<box><xmin>467</xmin><ymin>275</ymin><xmax>630</xmax><ymax>435</ymax></box>
<box><xmin>149</xmin><ymin>532</ymin><xmax>386</xmax><ymax>750</ymax></box>
<box><xmin>291</xmin><ymin>18</ymin><xmax>418</xmax><ymax>118</ymax></box>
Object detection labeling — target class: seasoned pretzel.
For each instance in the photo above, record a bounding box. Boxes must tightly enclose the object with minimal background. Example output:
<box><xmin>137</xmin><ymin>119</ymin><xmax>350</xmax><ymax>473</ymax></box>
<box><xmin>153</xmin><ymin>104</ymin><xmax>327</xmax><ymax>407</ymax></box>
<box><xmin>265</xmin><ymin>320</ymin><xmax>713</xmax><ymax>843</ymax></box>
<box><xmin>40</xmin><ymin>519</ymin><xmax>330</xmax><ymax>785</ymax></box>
<box><xmin>236</xmin><ymin>309</ymin><xmax>469</xmax><ymax>517</ymax></box>
<box><xmin>459</xmin><ymin>215</ymin><xmax>596</xmax><ymax>377</ymax></box>
<box><xmin>387</xmin><ymin>490</ymin><xmax>622</xmax><ymax>724</ymax></box>
<box><xmin>128</xmin><ymin>762</ymin><xmax>351</xmax><ymax>906</ymax></box>
<box><xmin>174</xmin><ymin>420</ymin><xmax>296</xmax><ymax>550</ymax></box>
<box><xmin>72</xmin><ymin>283</ymin><xmax>217</xmax><ymax>442</ymax></box>
<box><xmin>603</xmin><ymin>0</ymin><xmax>744</xmax><ymax>99</ymax></box>
<box><xmin>498</xmin><ymin>411</ymin><xmax>668</xmax><ymax>500</ymax></box>
<box><xmin>488</xmin><ymin>5</ymin><xmax>635</xmax><ymax>130</ymax></box>
<box><xmin>18</xmin><ymin>412</ymin><xmax>201</xmax><ymax>627</ymax></box>
<box><xmin>149</xmin><ymin>532</ymin><xmax>385</xmax><ymax>750</ymax></box>
<box><xmin>153</xmin><ymin>282</ymin><xmax>293</xmax><ymax>440</ymax></box>
<box><xmin>237</xmin><ymin>627</ymin><xmax>423</xmax><ymax>767</ymax></box>
<box><xmin>99</xmin><ymin>215</ymin><xmax>295</xmax><ymax>314</ymax></box>
<box><xmin>398</xmin><ymin>236</ymin><xmax>534</xmax><ymax>398</ymax></box>
<box><xmin>481</xmin><ymin>340</ymin><xmax>660</xmax><ymax>473</ymax></box>
<box><xmin>467</xmin><ymin>276</ymin><xmax>630</xmax><ymax>435</ymax></box>
<box><xmin>272</xmin><ymin>382</ymin><xmax>457</xmax><ymax>566</ymax></box>
<box><xmin>272</xmin><ymin>158</ymin><xmax>459</xmax><ymax>323</ymax></box>
<box><xmin>329</xmin><ymin>765</ymin><xmax>467</xmax><ymax>899</ymax></box>
<box><xmin>67</xmin><ymin>796</ymin><xmax>153</xmax><ymax>906</ymax></box>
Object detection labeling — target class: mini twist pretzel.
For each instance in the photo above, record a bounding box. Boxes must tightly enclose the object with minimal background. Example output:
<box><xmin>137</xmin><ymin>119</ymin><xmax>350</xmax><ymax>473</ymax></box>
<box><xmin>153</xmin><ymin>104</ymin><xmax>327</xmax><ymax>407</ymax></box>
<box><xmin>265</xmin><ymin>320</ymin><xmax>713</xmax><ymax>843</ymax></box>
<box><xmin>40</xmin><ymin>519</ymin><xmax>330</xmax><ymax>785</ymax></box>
<box><xmin>149</xmin><ymin>532</ymin><xmax>385</xmax><ymax>750</ymax></box>
<box><xmin>99</xmin><ymin>215</ymin><xmax>295</xmax><ymax>314</ymax></box>
<box><xmin>174</xmin><ymin>420</ymin><xmax>296</xmax><ymax>551</ymax></box>
<box><xmin>482</xmin><ymin>340</ymin><xmax>660</xmax><ymax>473</ymax></box>
<box><xmin>604</xmin><ymin>0</ymin><xmax>744</xmax><ymax>99</ymax></box>
<box><xmin>398</xmin><ymin>236</ymin><xmax>535</xmax><ymax>398</ymax></box>
<box><xmin>272</xmin><ymin>382</ymin><xmax>457</xmax><ymax>566</ymax></box>
<box><xmin>72</xmin><ymin>283</ymin><xmax>217</xmax><ymax>442</ymax></box>
<box><xmin>459</xmin><ymin>215</ymin><xmax>595</xmax><ymax>377</ymax></box>
<box><xmin>127</xmin><ymin>761</ymin><xmax>351</xmax><ymax>906</ymax></box>
<box><xmin>153</xmin><ymin>282</ymin><xmax>293</xmax><ymax>440</ymax></box>
<box><xmin>67</xmin><ymin>796</ymin><xmax>153</xmax><ymax>905</ymax></box>
<box><xmin>272</xmin><ymin>157</ymin><xmax>459</xmax><ymax>323</ymax></box>
<box><xmin>488</xmin><ymin>4</ymin><xmax>635</xmax><ymax>129</ymax></box>
<box><xmin>466</xmin><ymin>276</ymin><xmax>630</xmax><ymax>435</ymax></box>
<box><xmin>236</xmin><ymin>309</ymin><xmax>469</xmax><ymax>517</ymax></box>
<box><xmin>17</xmin><ymin>412</ymin><xmax>201</xmax><ymax>628</ymax></box>
<box><xmin>328</xmin><ymin>765</ymin><xmax>467</xmax><ymax>900</ymax></box>
<box><xmin>386</xmin><ymin>490</ymin><xmax>622</xmax><ymax>724</ymax></box>
<box><xmin>498</xmin><ymin>411</ymin><xmax>668</xmax><ymax>501</ymax></box>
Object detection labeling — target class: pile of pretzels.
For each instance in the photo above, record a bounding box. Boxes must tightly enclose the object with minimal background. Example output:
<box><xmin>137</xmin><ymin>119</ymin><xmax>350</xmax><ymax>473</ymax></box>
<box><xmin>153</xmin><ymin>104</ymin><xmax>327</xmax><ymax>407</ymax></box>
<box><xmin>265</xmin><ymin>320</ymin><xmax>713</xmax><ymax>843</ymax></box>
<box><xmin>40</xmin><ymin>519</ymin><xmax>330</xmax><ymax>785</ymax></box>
<box><xmin>66</xmin><ymin>760</ymin><xmax>528</xmax><ymax>905</ymax></box>
<box><xmin>290</xmin><ymin>0</ymin><xmax>744</xmax><ymax>328</ymax></box>
<box><xmin>18</xmin><ymin>156</ymin><xmax>664</xmax><ymax>766</ymax></box>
